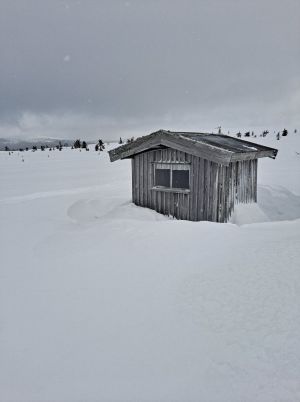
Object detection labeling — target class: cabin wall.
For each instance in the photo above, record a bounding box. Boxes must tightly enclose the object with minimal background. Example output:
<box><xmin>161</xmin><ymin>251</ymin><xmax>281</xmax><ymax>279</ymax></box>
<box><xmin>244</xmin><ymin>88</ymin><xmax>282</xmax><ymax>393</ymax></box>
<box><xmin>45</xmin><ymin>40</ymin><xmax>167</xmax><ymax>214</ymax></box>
<box><xmin>131</xmin><ymin>148</ymin><xmax>192</xmax><ymax>220</ymax></box>
<box><xmin>214</xmin><ymin>159</ymin><xmax>258</xmax><ymax>222</ymax></box>
<box><xmin>131</xmin><ymin>149</ymin><xmax>258</xmax><ymax>222</ymax></box>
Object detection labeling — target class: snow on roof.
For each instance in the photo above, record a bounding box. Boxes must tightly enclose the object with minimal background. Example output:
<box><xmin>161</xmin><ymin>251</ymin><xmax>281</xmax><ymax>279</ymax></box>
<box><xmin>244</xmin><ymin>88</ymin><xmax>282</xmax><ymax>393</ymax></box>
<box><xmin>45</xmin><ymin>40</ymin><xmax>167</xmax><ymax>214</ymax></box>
<box><xmin>109</xmin><ymin>130</ymin><xmax>278</xmax><ymax>165</ymax></box>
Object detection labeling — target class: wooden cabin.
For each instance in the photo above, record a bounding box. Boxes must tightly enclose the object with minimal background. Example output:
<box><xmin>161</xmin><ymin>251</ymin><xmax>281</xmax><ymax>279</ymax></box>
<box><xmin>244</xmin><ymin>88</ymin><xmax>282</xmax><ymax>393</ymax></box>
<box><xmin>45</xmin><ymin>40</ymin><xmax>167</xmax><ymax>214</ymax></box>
<box><xmin>109</xmin><ymin>130</ymin><xmax>278</xmax><ymax>222</ymax></box>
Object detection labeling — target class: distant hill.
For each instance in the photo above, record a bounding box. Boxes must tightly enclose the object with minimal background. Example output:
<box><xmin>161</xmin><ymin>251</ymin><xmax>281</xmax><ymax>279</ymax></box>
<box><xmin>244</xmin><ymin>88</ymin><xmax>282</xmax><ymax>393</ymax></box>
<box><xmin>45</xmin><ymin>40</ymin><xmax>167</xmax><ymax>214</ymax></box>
<box><xmin>0</xmin><ymin>137</ymin><xmax>75</xmax><ymax>151</ymax></box>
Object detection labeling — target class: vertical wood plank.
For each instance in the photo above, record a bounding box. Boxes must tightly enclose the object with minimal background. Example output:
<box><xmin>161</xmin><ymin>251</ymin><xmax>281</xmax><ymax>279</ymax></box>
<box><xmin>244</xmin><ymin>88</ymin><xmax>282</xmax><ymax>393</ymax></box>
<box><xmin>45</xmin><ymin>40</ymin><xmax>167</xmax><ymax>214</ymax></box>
<box><xmin>254</xmin><ymin>159</ymin><xmax>258</xmax><ymax>202</ymax></box>
<box><xmin>211</xmin><ymin>162</ymin><xmax>219</xmax><ymax>222</ymax></box>
<box><xmin>148</xmin><ymin>151</ymin><xmax>154</xmax><ymax>208</ymax></box>
<box><xmin>170</xmin><ymin>191</ymin><xmax>174</xmax><ymax>218</ymax></box>
<box><xmin>189</xmin><ymin>156</ymin><xmax>195</xmax><ymax>221</ymax></box>
<box><xmin>198</xmin><ymin>157</ymin><xmax>205</xmax><ymax>220</ymax></box>
<box><xmin>135</xmin><ymin>155</ymin><xmax>140</xmax><ymax>205</ymax></box>
<box><xmin>143</xmin><ymin>152</ymin><xmax>148</xmax><ymax>206</ymax></box>
<box><xmin>139</xmin><ymin>154</ymin><xmax>144</xmax><ymax>206</ymax></box>
<box><xmin>205</xmin><ymin>161</ymin><xmax>211</xmax><ymax>221</ymax></box>
<box><xmin>131</xmin><ymin>158</ymin><xmax>135</xmax><ymax>203</ymax></box>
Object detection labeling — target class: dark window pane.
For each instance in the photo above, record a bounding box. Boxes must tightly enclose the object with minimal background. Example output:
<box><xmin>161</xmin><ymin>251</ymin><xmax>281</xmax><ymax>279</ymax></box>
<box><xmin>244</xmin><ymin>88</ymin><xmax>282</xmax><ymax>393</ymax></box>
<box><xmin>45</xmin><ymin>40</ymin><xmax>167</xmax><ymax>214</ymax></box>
<box><xmin>155</xmin><ymin>169</ymin><xmax>170</xmax><ymax>187</ymax></box>
<box><xmin>172</xmin><ymin>170</ymin><xmax>189</xmax><ymax>189</ymax></box>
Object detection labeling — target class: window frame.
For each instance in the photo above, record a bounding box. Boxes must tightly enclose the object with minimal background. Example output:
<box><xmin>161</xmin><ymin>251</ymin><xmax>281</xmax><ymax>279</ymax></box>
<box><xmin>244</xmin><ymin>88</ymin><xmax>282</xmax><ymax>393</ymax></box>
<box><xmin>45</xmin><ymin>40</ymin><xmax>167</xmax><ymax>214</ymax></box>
<box><xmin>152</xmin><ymin>162</ymin><xmax>191</xmax><ymax>193</ymax></box>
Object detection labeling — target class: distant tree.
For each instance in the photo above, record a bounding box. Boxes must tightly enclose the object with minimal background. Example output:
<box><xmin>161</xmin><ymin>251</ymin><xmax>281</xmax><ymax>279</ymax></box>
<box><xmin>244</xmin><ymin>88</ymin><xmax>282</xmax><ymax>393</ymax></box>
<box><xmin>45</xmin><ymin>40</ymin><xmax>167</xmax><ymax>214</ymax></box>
<box><xmin>19</xmin><ymin>148</ymin><xmax>24</xmax><ymax>152</ymax></box>
<box><xmin>95</xmin><ymin>144</ymin><xmax>99</xmax><ymax>151</ymax></box>
<box><xmin>82</xmin><ymin>141</ymin><xmax>87</xmax><ymax>149</ymax></box>
<box><xmin>96</xmin><ymin>139</ymin><xmax>105</xmax><ymax>151</ymax></box>
<box><xmin>25</xmin><ymin>147</ymin><xmax>29</xmax><ymax>151</ymax></box>
<box><xmin>119</xmin><ymin>137</ymin><xmax>123</xmax><ymax>144</ymax></box>
<box><xmin>126</xmin><ymin>137</ymin><xmax>134</xmax><ymax>143</ymax></box>
<box><xmin>41</xmin><ymin>145</ymin><xmax>45</xmax><ymax>151</ymax></box>
<box><xmin>262</xmin><ymin>130</ymin><xmax>269</xmax><ymax>137</ymax></box>
<box><xmin>294</xmin><ymin>129</ymin><xmax>297</xmax><ymax>134</ymax></box>
<box><xmin>244</xmin><ymin>132</ymin><xmax>250</xmax><ymax>137</ymax></box>
<box><xmin>277</xmin><ymin>132</ymin><xmax>280</xmax><ymax>140</ymax></box>
<box><xmin>32</xmin><ymin>146</ymin><xmax>37</xmax><ymax>151</ymax></box>
<box><xmin>74</xmin><ymin>139</ymin><xmax>81</xmax><ymax>149</ymax></box>
<box><xmin>4</xmin><ymin>146</ymin><xmax>9</xmax><ymax>151</ymax></box>
<box><xmin>251</xmin><ymin>131</ymin><xmax>254</xmax><ymax>136</ymax></box>
<box><xmin>282</xmin><ymin>128</ymin><xmax>288</xmax><ymax>137</ymax></box>
<box><xmin>98</xmin><ymin>139</ymin><xmax>105</xmax><ymax>150</ymax></box>
<box><xmin>236</xmin><ymin>132</ymin><xmax>241</xmax><ymax>138</ymax></box>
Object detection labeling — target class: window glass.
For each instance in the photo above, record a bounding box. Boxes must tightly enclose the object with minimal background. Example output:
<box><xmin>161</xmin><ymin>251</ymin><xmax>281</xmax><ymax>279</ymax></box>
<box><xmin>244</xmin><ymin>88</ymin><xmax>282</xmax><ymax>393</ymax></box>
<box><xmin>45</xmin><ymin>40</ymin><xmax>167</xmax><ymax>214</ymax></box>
<box><xmin>155</xmin><ymin>169</ymin><xmax>170</xmax><ymax>187</ymax></box>
<box><xmin>172</xmin><ymin>170</ymin><xmax>189</xmax><ymax>189</ymax></box>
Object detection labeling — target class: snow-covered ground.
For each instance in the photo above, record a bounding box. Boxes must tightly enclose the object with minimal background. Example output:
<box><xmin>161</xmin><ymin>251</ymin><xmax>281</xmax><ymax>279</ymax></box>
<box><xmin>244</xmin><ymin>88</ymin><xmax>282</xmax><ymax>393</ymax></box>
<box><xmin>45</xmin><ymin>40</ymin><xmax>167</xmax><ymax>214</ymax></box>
<box><xmin>1</xmin><ymin>135</ymin><xmax>300</xmax><ymax>402</ymax></box>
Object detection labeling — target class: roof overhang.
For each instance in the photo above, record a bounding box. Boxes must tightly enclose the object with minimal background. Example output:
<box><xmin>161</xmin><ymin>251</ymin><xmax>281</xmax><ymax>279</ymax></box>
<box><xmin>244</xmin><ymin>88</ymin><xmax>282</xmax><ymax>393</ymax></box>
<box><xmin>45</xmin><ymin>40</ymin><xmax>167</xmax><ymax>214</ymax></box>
<box><xmin>109</xmin><ymin>130</ymin><xmax>278</xmax><ymax>166</ymax></box>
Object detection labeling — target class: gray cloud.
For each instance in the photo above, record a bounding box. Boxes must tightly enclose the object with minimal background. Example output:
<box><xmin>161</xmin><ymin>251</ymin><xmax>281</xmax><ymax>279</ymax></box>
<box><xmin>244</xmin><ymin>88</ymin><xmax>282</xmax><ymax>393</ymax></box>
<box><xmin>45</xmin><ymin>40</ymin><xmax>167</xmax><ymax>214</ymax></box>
<box><xmin>0</xmin><ymin>0</ymin><xmax>299</xmax><ymax>139</ymax></box>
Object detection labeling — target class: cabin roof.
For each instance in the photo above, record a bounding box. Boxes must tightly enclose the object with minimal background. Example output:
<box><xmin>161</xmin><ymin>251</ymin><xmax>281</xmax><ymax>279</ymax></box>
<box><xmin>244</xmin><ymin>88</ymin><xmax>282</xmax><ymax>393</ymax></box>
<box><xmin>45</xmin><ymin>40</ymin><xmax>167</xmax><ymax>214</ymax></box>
<box><xmin>109</xmin><ymin>130</ymin><xmax>278</xmax><ymax>165</ymax></box>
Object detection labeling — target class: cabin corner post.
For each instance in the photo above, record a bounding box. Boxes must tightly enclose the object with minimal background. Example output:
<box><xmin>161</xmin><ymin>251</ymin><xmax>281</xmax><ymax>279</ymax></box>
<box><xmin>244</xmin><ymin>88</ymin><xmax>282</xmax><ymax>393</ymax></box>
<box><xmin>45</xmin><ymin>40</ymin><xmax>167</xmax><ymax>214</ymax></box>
<box><xmin>131</xmin><ymin>158</ymin><xmax>136</xmax><ymax>204</ymax></box>
<box><xmin>254</xmin><ymin>159</ymin><xmax>258</xmax><ymax>203</ymax></box>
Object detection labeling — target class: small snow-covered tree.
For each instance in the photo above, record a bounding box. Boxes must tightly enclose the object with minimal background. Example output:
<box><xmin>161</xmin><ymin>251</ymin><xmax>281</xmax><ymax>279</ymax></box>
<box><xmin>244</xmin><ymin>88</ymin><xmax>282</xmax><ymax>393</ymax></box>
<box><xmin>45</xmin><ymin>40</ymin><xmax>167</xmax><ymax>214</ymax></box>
<box><xmin>119</xmin><ymin>137</ymin><xmax>123</xmax><ymax>144</ymax></box>
<box><xmin>282</xmin><ymin>128</ymin><xmax>288</xmax><ymax>137</ymax></box>
<box><xmin>82</xmin><ymin>141</ymin><xmax>87</xmax><ymax>149</ymax></box>
<box><xmin>74</xmin><ymin>139</ymin><xmax>81</xmax><ymax>148</ymax></box>
<box><xmin>98</xmin><ymin>139</ymin><xmax>105</xmax><ymax>151</ymax></box>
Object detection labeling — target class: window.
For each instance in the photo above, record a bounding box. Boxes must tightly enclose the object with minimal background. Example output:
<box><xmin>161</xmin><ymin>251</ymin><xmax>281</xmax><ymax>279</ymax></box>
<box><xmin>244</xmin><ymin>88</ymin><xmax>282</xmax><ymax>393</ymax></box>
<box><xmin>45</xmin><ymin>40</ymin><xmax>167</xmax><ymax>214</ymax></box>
<box><xmin>153</xmin><ymin>163</ymin><xmax>190</xmax><ymax>192</ymax></box>
<box><xmin>155</xmin><ymin>169</ymin><xmax>171</xmax><ymax>188</ymax></box>
<box><xmin>172</xmin><ymin>170</ymin><xmax>189</xmax><ymax>189</ymax></box>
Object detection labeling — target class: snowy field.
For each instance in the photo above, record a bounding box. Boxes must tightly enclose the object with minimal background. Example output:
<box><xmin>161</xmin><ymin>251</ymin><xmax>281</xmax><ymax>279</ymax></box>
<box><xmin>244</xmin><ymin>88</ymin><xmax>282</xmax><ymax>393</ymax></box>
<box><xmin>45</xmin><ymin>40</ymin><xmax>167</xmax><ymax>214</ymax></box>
<box><xmin>1</xmin><ymin>135</ymin><xmax>300</xmax><ymax>402</ymax></box>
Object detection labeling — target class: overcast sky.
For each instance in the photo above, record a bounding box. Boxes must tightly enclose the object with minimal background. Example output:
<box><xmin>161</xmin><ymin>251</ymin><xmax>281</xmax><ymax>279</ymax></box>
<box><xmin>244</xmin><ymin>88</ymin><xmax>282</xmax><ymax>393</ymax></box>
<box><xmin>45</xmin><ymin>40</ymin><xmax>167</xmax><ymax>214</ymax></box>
<box><xmin>0</xmin><ymin>0</ymin><xmax>299</xmax><ymax>140</ymax></box>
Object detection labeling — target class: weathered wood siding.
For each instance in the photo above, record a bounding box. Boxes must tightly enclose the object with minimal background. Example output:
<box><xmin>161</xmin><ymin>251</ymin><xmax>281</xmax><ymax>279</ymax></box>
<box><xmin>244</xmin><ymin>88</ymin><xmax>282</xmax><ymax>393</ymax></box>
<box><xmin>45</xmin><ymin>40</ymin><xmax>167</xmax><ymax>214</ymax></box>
<box><xmin>131</xmin><ymin>148</ymin><xmax>258</xmax><ymax>222</ymax></box>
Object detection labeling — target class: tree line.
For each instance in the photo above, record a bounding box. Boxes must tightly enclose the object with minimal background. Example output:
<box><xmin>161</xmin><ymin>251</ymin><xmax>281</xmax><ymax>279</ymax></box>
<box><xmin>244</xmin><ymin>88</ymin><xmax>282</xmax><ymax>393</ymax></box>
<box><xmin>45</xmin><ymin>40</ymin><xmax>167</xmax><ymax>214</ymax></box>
<box><xmin>235</xmin><ymin>128</ymin><xmax>297</xmax><ymax>140</ymax></box>
<box><xmin>3</xmin><ymin>130</ymin><xmax>297</xmax><ymax>154</ymax></box>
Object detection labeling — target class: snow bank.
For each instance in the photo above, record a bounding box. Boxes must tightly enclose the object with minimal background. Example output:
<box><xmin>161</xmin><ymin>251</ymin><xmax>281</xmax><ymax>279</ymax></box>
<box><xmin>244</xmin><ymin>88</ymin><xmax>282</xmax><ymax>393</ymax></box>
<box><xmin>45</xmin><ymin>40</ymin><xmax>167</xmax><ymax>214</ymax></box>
<box><xmin>229</xmin><ymin>202</ymin><xmax>270</xmax><ymax>224</ymax></box>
